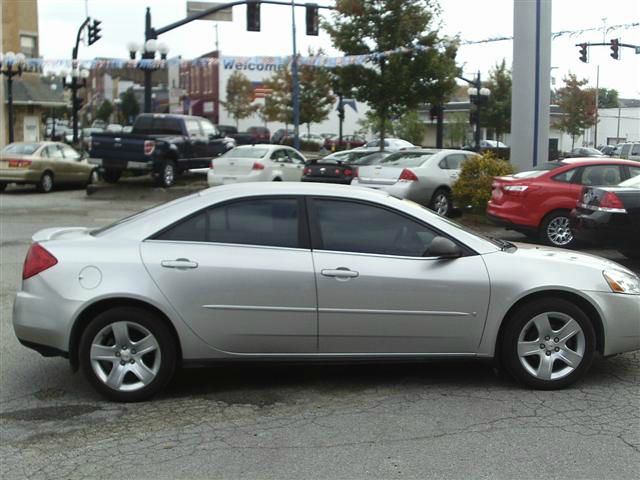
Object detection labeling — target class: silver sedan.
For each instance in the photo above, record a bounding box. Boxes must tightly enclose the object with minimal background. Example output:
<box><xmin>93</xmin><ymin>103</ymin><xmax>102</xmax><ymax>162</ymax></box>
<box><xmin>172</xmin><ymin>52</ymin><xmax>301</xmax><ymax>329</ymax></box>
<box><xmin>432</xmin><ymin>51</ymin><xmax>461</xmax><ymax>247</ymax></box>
<box><xmin>352</xmin><ymin>149</ymin><xmax>479</xmax><ymax>215</ymax></box>
<box><xmin>13</xmin><ymin>183</ymin><xmax>640</xmax><ymax>401</ymax></box>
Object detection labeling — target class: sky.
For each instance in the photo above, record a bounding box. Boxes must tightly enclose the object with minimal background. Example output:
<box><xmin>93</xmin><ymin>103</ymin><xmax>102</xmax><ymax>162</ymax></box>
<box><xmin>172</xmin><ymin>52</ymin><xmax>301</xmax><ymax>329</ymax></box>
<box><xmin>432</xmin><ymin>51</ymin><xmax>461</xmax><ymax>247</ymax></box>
<box><xmin>36</xmin><ymin>0</ymin><xmax>640</xmax><ymax>97</ymax></box>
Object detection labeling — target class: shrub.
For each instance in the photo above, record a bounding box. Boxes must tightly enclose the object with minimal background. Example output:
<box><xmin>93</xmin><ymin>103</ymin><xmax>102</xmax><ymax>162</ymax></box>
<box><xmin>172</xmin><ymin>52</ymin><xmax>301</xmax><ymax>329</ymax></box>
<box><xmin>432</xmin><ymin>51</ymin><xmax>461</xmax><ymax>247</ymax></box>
<box><xmin>281</xmin><ymin>138</ymin><xmax>322</xmax><ymax>152</ymax></box>
<box><xmin>452</xmin><ymin>152</ymin><xmax>515</xmax><ymax>212</ymax></box>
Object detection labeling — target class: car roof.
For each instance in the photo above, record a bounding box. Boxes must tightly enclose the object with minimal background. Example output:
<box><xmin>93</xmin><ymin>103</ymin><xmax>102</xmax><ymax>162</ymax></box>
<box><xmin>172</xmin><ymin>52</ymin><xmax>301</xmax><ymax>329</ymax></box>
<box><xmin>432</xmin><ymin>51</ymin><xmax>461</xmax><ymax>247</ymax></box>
<box><xmin>231</xmin><ymin>144</ymin><xmax>295</xmax><ymax>152</ymax></box>
<box><xmin>560</xmin><ymin>158</ymin><xmax>640</xmax><ymax>166</ymax></box>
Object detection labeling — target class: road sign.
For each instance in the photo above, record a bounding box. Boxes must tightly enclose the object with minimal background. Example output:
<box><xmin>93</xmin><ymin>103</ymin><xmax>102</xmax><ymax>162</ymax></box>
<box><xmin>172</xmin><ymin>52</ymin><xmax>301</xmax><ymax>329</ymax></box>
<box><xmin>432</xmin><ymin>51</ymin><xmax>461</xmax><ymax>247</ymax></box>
<box><xmin>187</xmin><ymin>1</ymin><xmax>233</xmax><ymax>22</ymax></box>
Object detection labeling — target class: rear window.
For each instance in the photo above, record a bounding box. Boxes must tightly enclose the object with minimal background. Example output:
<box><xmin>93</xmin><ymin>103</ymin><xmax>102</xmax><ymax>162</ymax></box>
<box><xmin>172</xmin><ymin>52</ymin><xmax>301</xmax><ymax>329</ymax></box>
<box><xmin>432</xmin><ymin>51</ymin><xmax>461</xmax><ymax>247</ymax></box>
<box><xmin>353</xmin><ymin>152</ymin><xmax>392</xmax><ymax>165</ymax></box>
<box><xmin>221</xmin><ymin>147</ymin><xmax>268</xmax><ymax>159</ymax></box>
<box><xmin>2</xmin><ymin>143</ymin><xmax>40</xmax><ymax>155</ymax></box>
<box><xmin>133</xmin><ymin>116</ymin><xmax>183</xmax><ymax>135</ymax></box>
<box><xmin>380</xmin><ymin>152</ymin><xmax>434</xmax><ymax>167</ymax></box>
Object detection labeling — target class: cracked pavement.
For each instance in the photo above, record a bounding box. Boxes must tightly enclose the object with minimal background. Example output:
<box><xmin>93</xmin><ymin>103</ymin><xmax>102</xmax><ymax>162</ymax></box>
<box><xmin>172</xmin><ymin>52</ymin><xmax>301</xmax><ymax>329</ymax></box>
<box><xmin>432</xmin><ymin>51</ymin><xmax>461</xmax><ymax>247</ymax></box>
<box><xmin>1</xmin><ymin>186</ymin><xmax>638</xmax><ymax>479</ymax></box>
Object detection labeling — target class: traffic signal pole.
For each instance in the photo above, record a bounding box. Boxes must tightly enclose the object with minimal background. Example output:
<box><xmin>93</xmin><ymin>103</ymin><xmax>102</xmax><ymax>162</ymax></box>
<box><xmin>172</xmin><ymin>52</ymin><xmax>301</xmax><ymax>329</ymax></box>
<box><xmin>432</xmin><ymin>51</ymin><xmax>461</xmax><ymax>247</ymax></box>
<box><xmin>71</xmin><ymin>17</ymin><xmax>91</xmax><ymax>144</ymax></box>
<box><xmin>291</xmin><ymin>0</ymin><xmax>300</xmax><ymax>150</ymax></box>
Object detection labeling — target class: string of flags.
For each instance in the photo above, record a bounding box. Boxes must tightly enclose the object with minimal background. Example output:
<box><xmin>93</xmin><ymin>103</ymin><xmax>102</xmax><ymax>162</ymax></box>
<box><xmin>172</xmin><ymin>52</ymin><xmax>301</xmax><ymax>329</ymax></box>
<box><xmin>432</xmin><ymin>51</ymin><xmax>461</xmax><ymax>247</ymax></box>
<box><xmin>10</xmin><ymin>45</ymin><xmax>433</xmax><ymax>72</ymax></box>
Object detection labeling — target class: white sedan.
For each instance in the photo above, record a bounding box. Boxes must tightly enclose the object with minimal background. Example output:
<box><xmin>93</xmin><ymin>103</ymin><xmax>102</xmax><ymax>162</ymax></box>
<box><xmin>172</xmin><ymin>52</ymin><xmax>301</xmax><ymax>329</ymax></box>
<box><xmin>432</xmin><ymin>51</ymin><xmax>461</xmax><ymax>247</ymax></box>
<box><xmin>208</xmin><ymin>145</ymin><xmax>307</xmax><ymax>186</ymax></box>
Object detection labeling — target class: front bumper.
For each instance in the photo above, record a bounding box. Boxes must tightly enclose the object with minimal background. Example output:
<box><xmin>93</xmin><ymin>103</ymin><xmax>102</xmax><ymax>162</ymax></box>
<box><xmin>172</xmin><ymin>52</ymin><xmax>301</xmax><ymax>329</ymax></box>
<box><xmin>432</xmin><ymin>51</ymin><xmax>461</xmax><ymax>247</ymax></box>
<box><xmin>588</xmin><ymin>289</ymin><xmax>640</xmax><ymax>356</ymax></box>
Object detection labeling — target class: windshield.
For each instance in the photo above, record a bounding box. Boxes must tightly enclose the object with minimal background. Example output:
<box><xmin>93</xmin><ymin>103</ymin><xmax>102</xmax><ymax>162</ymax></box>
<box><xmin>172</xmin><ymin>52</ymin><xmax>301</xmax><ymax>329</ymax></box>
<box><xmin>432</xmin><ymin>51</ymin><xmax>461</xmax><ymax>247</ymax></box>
<box><xmin>2</xmin><ymin>143</ymin><xmax>41</xmax><ymax>155</ymax></box>
<box><xmin>221</xmin><ymin>147</ymin><xmax>268</xmax><ymax>159</ymax></box>
<box><xmin>379</xmin><ymin>151</ymin><xmax>434</xmax><ymax>167</ymax></box>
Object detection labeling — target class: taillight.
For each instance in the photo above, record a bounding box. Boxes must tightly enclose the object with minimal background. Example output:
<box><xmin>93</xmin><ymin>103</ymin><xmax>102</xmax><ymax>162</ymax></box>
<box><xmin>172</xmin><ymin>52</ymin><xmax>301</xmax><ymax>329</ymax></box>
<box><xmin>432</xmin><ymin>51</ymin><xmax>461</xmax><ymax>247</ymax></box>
<box><xmin>252</xmin><ymin>162</ymin><xmax>265</xmax><ymax>170</ymax></box>
<box><xmin>143</xmin><ymin>140</ymin><xmax>155</xmax><ymax>156</ymax></box>
<box><xmin>599</xmin><ymin>191</ymin><xmax>626</xmax><ymax>210</ymax></box>
<box><xmin>353</xmin><ymin>167</ymin><xmax>359</xmax><ymax>177</ymax></box>
<box><xmin>7</xmin><ymin>159</ymin><xmax>32</xmax><ymax>168</ymax></box>
<box><xmin>22</xmin><ymin>243</ymin><xmax>58</xmax><ymax>280</ymax></box>
<box><xmin>303</xmin><ymin>167</ymin><xmax>312</xmax><ymax>175</ymax></box>
<box><xmin>343</xmin><ymin>168</ymin><xmax>353</xmax><ymax>177</ymax></box>
<box><xmin>398</xmin><ymin>169</ymin><xmax>418</xmax><ymax>182</ymax></box>
<box><xmin>210</xmin><ymin>160</ymin><xmax>215</xmax><ymax>169</ymax></box>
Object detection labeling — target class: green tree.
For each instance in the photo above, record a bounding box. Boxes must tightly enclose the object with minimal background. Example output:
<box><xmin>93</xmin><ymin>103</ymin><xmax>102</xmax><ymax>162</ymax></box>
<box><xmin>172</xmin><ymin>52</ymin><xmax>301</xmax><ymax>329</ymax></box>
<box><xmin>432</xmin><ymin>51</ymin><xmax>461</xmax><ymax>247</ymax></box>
<box><xmin>222</xmin><ymin>71</ymin><xmax>258</xmax><ymax>127</ymax></box>
<box><xmin>299</xmin><ymin>52</ymin><xmax>336</xmax><ymax>135</ymax></box>
<box><xmin>262</xmin><ymin>67</ymin><xmax>293</xmax><ymax>127</ymax></box>
<box><xmin>598</xmin><ymin>88</ymin><xmax>619</xmax><ymax>108</ymax></box>
<box><xmin>394</xmin><ymin>111</ymin><xmax>425</xmax><ymax>145</ymax></box>
<box><xmin>480</xmin><ymin>60</ymin><xmax>511</xmax><ymax>143</ymax></box>
<box><xmin>325</xmin><ymin>0</ymin><xmax>459</xmax><ymax>149</ymax></box>
<box><xmin>96</xmin><ymin>100</ymin><xmax>113</xmax><ymax>123</ymax></box>
<box><xmin>120</xmin><ymin>88</ymin><xmax>139</xmax><ymax>124</ymax></box>
<box><xmin>555</xmin><ymin>74</ymin><xmax>597</xmax><ymax>149</ymax></box>
<box><xmin>356</xmin><ymin>110</ymin><xmax>394</xmax><ymax>138</ymax></box>
<box><xmin>446</xmin><ymin>112</ymin><xmax>469</xmax><ymax>147</ymax></box>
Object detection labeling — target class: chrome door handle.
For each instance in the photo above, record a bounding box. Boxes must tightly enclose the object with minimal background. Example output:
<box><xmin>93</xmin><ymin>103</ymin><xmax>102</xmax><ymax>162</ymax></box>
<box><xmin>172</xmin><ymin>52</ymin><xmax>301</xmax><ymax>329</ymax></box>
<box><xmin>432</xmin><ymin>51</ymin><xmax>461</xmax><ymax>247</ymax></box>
<box><xmin>161</xmin><ymin>258</ymin><xmax>199</xmax><ymax>269</ymax></box>
<box><xmin>321</xmin><ymin>268</ymin><xmax>359</xmax><ymax>279</ymax></box>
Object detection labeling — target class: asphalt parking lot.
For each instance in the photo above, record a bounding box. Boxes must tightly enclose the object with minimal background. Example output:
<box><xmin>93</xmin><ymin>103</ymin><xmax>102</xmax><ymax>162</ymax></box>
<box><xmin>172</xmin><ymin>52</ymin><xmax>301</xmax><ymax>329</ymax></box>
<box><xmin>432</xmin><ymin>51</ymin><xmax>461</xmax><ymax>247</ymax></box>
<box><xmin>1</xmin><ymin>181</ymin><xmax>638</xmax><ymax>480</ymax></box>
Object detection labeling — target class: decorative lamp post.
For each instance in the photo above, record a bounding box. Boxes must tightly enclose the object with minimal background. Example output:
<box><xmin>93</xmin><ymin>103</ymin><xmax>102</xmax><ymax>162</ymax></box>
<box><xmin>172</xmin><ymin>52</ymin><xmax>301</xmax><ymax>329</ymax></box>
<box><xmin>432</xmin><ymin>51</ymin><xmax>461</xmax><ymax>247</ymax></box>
<box><xmin>465</xmin><ymin>74</ymin><xmax>491</xmax><ymax>152</ymax></box>
<box><xmin>62</xmin><ymin>67</ymin><xmax>90</xmax><ymax>144</ymax></box>
<box><xmin>127</xmin><ymin>37</ymin><xmax>169</xmax><ymax>113</ymax></box>
<box><xmin>1</xmin><ymin>51</ymin><xmax>27</xmax><ymax>143</ymax></box>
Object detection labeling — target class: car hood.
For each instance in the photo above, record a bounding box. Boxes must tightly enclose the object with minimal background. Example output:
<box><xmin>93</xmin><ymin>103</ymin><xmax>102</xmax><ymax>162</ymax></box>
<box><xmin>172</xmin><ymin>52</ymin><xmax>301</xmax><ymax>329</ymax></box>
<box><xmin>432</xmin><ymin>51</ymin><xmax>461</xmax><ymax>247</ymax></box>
<box><xmin>511</xmin><ymin>242</ymin><xmax>635</xmax><ymax>276</ymax></box>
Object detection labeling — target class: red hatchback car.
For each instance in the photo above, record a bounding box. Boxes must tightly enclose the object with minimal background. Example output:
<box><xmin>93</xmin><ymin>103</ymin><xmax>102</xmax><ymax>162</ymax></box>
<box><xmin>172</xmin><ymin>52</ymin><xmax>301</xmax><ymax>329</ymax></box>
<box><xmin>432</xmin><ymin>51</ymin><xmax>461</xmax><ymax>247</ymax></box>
<box><xmin>487</xmin><ymin>158</ymin><xmax>640</xmax><ymax>248</ymax></box>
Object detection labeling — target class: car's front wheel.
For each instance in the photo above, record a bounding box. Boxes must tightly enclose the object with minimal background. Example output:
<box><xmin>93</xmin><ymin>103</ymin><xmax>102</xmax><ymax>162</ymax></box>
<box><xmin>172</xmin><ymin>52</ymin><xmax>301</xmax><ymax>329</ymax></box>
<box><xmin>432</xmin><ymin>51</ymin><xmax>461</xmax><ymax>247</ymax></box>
<box><xmin>502</xmin><ymin>298</ymin><xmax>595</xmax><ymax>389</ymax></box>
<box><xmin>79</xmin><ymin>307</ymin><xmax>177</xmax><ymax>402</ymax></box>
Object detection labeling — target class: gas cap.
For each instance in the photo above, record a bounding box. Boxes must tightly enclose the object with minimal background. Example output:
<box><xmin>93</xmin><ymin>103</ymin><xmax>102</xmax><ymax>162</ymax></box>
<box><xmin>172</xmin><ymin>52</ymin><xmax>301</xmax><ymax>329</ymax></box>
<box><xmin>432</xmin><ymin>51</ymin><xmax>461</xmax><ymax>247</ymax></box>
<box><xmin>78</xmin><ymin>266</ymin><xmax>102</xmax><ymax>290</ymax></box>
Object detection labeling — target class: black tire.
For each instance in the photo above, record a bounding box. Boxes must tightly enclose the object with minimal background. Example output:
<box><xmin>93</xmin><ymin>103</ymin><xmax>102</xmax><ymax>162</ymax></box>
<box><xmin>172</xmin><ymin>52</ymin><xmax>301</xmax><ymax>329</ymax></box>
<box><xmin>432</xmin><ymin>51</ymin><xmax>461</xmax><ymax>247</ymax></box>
<box><xmin>273</xmin><ymin>177</ymin><xmax>282</xmax><ymax>182</ymax></box>
<box><xmin>429</xmin><ymin>188</ymin><xmax>451</xmax><ymax>216</ymax></box>
<box><xmin>79</xmin><ymin>306</ymin><xmax>177</xmax><ymax>402</ymax></box>
<box><xmin>37</xmin><ymin>171</ymin><xmax>54</xmax><ymax>193</ymax></box>
<box><xmin>539</xmin><ymin>210</ymin><xmax>576</xmax><ymax>248</ymax></box>
<box><xmin>0</xmin><ymin>182</ymin><xmax>7</xmax><ymax>192</ymax></box>
<box><xmin>154</xmin><ymin>160</ymin><xmax>176</xmax><ymax>188</ymax></box>
<box><xmin>86</xmin><ymin>169</ymin><xmax>100</xmax><ymax>187</ymax></box>
<box><xmin>619</xmin><ymin>249</ymin><xmax>640</xmax><ymax>260</ymax></box>
<box><xmin>102</xmin><ymin>169</ymin><xmax>122</xmax><ymax>184</ymax></box>
<box><xmin>501</xmin><ymin>297</ymin><xmax>595</xmax><ymax>390</ymax></box>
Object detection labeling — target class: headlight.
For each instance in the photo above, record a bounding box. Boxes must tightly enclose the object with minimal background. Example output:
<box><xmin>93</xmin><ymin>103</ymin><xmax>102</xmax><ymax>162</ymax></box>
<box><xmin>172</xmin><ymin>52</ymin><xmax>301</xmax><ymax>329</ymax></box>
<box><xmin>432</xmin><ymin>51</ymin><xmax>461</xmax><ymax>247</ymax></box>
<box><xmin>603</xmin><ymin>270</ymin><xmax>640</xmax><ymax>295</ymax></box>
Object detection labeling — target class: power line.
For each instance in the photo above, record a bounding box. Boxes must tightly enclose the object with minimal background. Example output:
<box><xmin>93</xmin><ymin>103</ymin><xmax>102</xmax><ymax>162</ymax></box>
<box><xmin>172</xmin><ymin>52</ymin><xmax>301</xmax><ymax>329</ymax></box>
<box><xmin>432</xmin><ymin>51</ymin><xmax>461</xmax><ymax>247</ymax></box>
<box><xmin>460</xmin><ymin>22</ymin><xmax>639</xmax><ymax>45</ymax></box>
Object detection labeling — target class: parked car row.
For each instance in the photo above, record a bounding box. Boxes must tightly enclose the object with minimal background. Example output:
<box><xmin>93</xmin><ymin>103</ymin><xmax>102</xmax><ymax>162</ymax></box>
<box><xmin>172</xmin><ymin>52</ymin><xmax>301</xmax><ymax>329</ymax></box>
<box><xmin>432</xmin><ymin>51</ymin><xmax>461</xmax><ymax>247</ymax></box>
<box><xmin>487</xmin><ymin>158</ymin><xmax>640</xmax><ymax>256</ymax></box>
<box><xmin>209</xmin><ymin>145</ymin><xmax>476</xmax><ymax>217</ymax></box>
<box><xmin>597</xmin><ymin>141</ymin><xmax>640</xmax><ymax>161</ymax></box>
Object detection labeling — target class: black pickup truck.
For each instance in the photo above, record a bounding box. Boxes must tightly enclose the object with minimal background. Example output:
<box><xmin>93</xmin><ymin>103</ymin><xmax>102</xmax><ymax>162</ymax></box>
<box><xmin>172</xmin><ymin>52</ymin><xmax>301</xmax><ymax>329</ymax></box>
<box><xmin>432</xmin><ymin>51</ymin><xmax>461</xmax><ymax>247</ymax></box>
<box><xmin>89</xmin><ymin>114</ymin><xmax>236</xmax><ymax>187</ymax></box>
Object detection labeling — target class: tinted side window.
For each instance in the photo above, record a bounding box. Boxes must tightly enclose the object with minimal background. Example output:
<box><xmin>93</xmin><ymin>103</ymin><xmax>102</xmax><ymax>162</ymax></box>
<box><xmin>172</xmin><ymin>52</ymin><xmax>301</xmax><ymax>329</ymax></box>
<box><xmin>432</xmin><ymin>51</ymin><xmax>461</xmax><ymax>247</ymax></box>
<box><xmin>200</xmin><ymin>120</ymin><xmax>218</xmax><ymax>137</ymax></box>
<box><xmin>631</xmin><ymin>144</ymin><xmax>640</xmax><ymax>155</ymax></box>
<box><xmin>185</xmin><ymin>119</ymin><xmax>203</xmax><ymax>137</ymax></box>
<box><xmin>580</xmin><ymin>165</ymin><xmax>623</xmax><ymax>186</ymax></box>
<box><xmin>156</xmin><ymin>198</ymin><xmax>300</xmax><ymax>248</ymax></box>
<box><xmin>288</xmin><ymin>150</ymin><xmax>305</xmax><ymax>164</ymax></box>
<box><xmin>627</xmin><ymin>166</ymin><xmax>640</xmax><ymax>178</ymax></box>
<box><xmin>552</xmin><ymin>168</ymin><xmax>577</xmax><ymax>183</ymax></box>
<box><xmin>312</xmin><ymin>199</ymin><xmax>437</xmax><ymax>257</ymax></box>
<box><xmin>443</xmin><ymin>154</ymin><xmax>466</xmax><ymax>170</ymax></box>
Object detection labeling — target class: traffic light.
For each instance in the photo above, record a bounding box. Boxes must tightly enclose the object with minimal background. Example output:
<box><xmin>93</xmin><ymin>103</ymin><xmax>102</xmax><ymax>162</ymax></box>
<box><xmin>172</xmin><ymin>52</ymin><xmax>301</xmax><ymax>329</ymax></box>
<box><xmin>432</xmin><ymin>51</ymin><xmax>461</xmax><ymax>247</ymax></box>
<box><xmin>247</xmin><ymin>1</ymin><xmax>260</xmax><ymax>32</ymax></box>
<box><xmin>306</xmin><ymin>4</ymin><xmax>319</xmax><ymax>36</ymax></box>
<box><xmin>610</xmin><ymin>38</ymin><xmax>619</xmax><ymax>60</ymax></box>
<box><xmin>87</xmin><ymin>19</ymin><xmax>102</xmax><ymax>46</ymax></box>
<box><xmin>578</xmin><ymin>43</ymin><xmax>588</xmax><ymax>63</ymax></box>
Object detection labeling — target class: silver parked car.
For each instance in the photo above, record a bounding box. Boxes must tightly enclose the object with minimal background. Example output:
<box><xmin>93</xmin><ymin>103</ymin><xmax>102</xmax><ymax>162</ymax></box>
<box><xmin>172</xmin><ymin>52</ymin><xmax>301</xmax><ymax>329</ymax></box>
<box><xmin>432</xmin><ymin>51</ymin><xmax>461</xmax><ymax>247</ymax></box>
<box><xmin>352</xmin><ymin>149</ymin><xmax>479</xmax><ymax>215</ymax></box>
<box><xmin>208</xmin><ymin>145</ymin><xmax>307</xmax><ymax>186</ymax></box>
<box><xmin>13</xmin><ymin>183</ymin><xmax>640</xmax><ymax>401</ymax></box>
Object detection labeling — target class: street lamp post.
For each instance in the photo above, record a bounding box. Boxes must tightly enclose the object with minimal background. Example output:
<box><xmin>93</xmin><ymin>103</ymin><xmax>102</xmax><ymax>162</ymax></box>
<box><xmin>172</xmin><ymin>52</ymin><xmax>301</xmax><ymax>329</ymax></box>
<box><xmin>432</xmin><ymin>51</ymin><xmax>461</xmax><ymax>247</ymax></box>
<box><xmin>461</xmin><ymin>71</ymin><xmax>490</xmax><ymax>152</ymax></box>
<box><xmin>0</xmin><ymin>52</ymin><xmax>27</xmax><ymax>144</ymax></box>
<box><xmin>128</xmin><ymin>27</ymin><xmax>169</xmax><ymax>114</ymax></box>
<box><xmin>59</xmin><ymin>68</ymin><xmax>90</xmax><ymax>145</ymax></box>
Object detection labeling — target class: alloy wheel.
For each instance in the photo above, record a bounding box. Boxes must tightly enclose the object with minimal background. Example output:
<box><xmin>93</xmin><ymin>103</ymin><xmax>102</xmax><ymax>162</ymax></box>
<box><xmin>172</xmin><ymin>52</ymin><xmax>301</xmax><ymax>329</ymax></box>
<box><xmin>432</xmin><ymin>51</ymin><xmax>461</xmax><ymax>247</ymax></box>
<box><xmin>40</xmin><ymin>173</ymin><xmax>53</xmax><ymax>193</ymax></box>
<box><xmin>517</xmin><ymin>311</ymin><xmax>585</xmax><ymax>381</ymax></box>
<box><xmin>433</xmin><ymin>193</ymin><xmax>449</xmax><ymax>216</ymax></box>
<box><xmin>162</xmin><ymin>163</ymin><xmax>175</xmax><ymax>187</ymax></box>
<box><xmin>90</xmin><ymin>321</ymin><xmax>161</xmax><ymax>392</ymax></box>
<box><xmin>546</xmin><ymin>216</ymin><xmax>573</xmax><ymax>246</ymax></box>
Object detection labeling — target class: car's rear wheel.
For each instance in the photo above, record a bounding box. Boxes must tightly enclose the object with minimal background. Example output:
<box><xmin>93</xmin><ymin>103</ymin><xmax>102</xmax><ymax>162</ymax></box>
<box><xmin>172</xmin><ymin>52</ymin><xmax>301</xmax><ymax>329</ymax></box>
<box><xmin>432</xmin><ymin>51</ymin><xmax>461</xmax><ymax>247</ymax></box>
<box><xmin>79</xmin><ymin>307</ymin><xmax>177</xmax><ymax>402</ymax></box>
<box><xmin>155</xmin><ymin>160</ymin><xmax>176</xmax><ymax>188</ymax></box>
<box><xmin>429</xmin><ymin>188</ymin><xmax>451</xmax><ymax>216</ymax></box>
<box><xmin>540</xmin><ymin>211</ymin><xmax>576</xmax><ymax>248</ymax></box>
<box><xmin>102</xmin><ymin>169</ymin><xmax>121</xmax><ymax>184</ymax></box>
<box><xmin>502</xmin><ymin>298</ymin><xmax>595</xmax><ymax>389</ymax></box>
<box><xmin>37</xmin><ymin>172</ymin><xmax>54</xmax><ymax>193</ymax></box>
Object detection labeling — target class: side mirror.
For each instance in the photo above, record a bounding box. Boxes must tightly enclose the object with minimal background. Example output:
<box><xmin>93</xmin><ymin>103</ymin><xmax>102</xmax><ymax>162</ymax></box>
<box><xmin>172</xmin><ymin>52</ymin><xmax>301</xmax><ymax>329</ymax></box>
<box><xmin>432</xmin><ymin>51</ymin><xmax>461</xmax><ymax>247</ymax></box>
<box><xmin>424</xmin><ymin>236</ymin><xmax>462</xmax><ymax>259</ymax></box>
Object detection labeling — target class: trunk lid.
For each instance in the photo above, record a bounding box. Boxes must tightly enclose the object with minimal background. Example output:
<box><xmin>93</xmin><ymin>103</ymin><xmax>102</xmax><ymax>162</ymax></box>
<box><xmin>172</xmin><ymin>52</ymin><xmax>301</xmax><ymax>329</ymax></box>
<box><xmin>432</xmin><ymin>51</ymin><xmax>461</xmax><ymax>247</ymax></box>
<box><xmin>356</xmin><ymin>165</ymin><xmax>404</xmax><ymax>185</ymax></box>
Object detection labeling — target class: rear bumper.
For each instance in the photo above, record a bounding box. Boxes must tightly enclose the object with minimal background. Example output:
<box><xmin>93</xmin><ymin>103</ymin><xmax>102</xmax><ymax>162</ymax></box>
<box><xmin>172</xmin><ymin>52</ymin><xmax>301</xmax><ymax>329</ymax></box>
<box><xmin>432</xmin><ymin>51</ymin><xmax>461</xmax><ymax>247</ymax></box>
<box><xmin>486</xmin><ymin>203</ymin><xmax>539</xmax><ymax>231</ymax></box>
<box><xmin>301</xmin><ymin>176</ymin><xmax>352</xmax><ymax>185</ymax></box>
<box><xmin>0</xmin><ymin>169</ymin><xmax>42</xmax><ymax>184</ymax></box>
<box><xmin>207</xmin><ymin>170</ymin><xmax>268</xmax><ymax>186</ymax></box>
<box><xmin>570</xmin><ymin>211</ymin><xmax>636</xmax><ymax>249</ymax></box>
<box><xmin>90</xmin><ymin>158</ymin><xmax>153</xmax><ymax>172</ymax></box>
<box><xmin>486</xmin><ymin>213</ymin><xmax>538</xmax><ymax>234</ymax></box>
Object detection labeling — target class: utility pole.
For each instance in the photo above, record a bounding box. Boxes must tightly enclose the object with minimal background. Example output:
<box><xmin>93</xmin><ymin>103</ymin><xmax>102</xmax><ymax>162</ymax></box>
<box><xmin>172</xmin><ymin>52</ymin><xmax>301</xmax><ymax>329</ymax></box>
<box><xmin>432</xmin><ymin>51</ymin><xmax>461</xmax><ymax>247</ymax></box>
<box><xmin>594</xmin><ymin>66</ymin><xmax>599</xmax><ymax>147</ymax></box>
<box><xmin>291</xmin><ymin>0</ymin><xmax>300</xmax><ymax>150</ymax></box>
